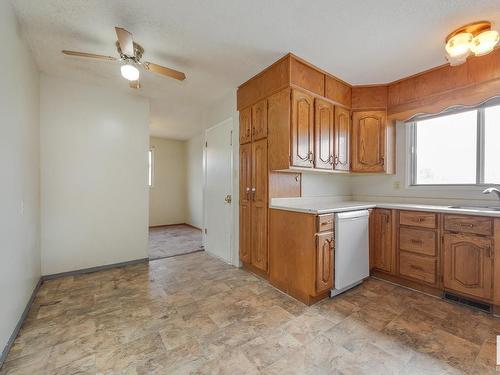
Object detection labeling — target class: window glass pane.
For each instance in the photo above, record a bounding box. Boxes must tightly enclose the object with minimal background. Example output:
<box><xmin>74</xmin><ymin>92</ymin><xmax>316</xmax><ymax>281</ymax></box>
<box><xmin>485</xmin><ymin>105</ymin><xmax>500</xmax><ymax>184</ymax></box>
<box><xmin>414</xmin><ymin>110</ymin><xmax>477</xmax><ymax>185</ymax></box>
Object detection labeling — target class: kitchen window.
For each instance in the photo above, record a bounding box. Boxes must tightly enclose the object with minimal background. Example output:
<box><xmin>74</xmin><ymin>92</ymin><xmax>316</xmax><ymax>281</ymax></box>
<box><xmin>409</xmin><ymin>102</ymin><xmax>500</xmax><ymax>186</ymax></box>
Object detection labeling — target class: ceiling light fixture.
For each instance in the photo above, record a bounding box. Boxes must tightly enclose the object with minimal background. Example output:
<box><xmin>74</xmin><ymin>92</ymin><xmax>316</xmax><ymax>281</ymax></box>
<box><xmin>120</xmin><ymin>63</ymin><xmax>140</xmax><ymax>81</ymax></box>
<box><xmin>445</xmin><ymin>21</ymin><xmax>499</xmax><ymax>66</ymax></box>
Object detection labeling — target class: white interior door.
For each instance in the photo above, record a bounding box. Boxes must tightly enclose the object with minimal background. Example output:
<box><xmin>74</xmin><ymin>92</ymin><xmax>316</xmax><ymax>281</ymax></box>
<box><xmin>204</xmin><ymin>119</ymin><xmax>233</xmax><ymax>263</ymax></box>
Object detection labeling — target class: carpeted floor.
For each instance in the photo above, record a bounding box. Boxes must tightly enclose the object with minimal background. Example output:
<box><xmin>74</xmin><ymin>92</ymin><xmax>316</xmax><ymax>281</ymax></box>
<box><xmin>148</xmin><ymin>224</ymin><xmax>203</xmax><ymax>260</ymax></box>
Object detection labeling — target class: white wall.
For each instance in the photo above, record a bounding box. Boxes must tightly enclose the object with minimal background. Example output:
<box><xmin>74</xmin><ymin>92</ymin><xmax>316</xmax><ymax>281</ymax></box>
<box><xmin>301</xmin><ymin>172</ymin><xmax>352</xmax><ymax>197</ymax></box>
<box><xmin>40</xmin><ymin>75</ymin><xmax>150</xmax><ymax>275</ymax></box>
<box><xmin>186</xmin><ymin>133</ymin><xmax>204</xmax><ymax>229</ymax></box>
<box><xmin>0</xmin><ymin>1</ymin><xmax>41</xmax><ymax>358</ymax></box>
<box><xmin>351</xmin><ymin>121</ymin><xmax>500</xmax><ymax>205</ymax></box>
<box><xmin>149</xmin><ymin>137</ymin><xmax>187</xmax><ymax>226</ymax></box>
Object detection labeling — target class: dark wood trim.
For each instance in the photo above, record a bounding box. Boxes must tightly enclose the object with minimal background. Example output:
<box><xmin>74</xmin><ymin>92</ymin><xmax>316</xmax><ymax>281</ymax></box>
<box><xmin>371</xmin><ymin>270</ymin><xmax>443</xmax><ymax>298</ymax></box>
<box><xmin>1</xmin><ymin>278</ymin><xmax>42</xmax><ymax>369</ymax></box>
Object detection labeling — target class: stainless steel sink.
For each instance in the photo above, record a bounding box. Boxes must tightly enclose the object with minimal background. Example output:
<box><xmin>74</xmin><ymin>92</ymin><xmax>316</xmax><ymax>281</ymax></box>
<box><xmin>448</xmin><ymin>206</ymin><xmax>500</xmax><ymax>211</ymax></box>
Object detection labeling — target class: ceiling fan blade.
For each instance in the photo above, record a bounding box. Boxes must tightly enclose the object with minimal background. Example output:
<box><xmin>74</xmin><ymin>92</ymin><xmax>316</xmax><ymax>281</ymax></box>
<box><xmin>143</xmin><ymin>62</ymin><xmax>186</xmax><ymax>81</ymax></box>
<box><xmin>115</xmin><ymin>27</ymin><xmax>135</xmax><ymax>57</ymax></box>
<box><xmin>62</xmin><ymin>50</ymin><xmax>117</xmax><ymax>61</ymax></box>
<box><xmin>129</xmin><ymin>80</ymin><xmax>141</xmax><ymax>89</ymax></box>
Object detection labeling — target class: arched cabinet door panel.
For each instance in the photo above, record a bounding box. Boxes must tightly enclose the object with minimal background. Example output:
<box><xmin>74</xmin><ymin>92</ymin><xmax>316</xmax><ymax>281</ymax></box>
<box><xmin>291</xmin><ymin>89</ymin><xmax>314</xmax><ymax>168</ymax></box>
<box><xmin>239</xmin><ymin>143</ymin><xmax>252</xmax><ymax>263</ymax></box>
<box><xmin>443</xmin><ymin>233</ymin><xmax>492</xmax><ymax>300</ymax></box>
<box><xmin>251</xmin><ymin>138</ymin><xmax>268</xmax><ymax>272</ymax></box>
<box><xmin>314</xmin><ymin>99</ymin><xmax>334</xmax><ymax>170</ymax></box>
<box><xmin>351</xmin><ymin>110</ymin><xmax>386</xmax><ymax>172</ymax></box>
<box><xmin>334</xmin><ymin>106</ymin><xmax>350</xmax><ymax>171</ymax></box>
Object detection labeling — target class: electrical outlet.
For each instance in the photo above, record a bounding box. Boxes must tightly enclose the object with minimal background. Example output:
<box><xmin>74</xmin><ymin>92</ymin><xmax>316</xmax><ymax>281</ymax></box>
<box><xmin>393</xmin><ymin>181</ymin><xmax>401</xmax><ymax>190</ymax></box>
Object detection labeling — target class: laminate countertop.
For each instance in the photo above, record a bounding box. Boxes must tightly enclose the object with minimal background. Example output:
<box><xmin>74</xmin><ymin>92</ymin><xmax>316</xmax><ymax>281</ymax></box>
<box><xmin>269</xmin><ymin>197</ymin><xmax>500</xmax><ymax>217</ymax></box>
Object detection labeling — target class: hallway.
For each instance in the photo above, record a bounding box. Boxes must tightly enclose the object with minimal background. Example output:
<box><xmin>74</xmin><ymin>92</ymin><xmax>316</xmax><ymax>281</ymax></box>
<box><xmin>149</xmin><ymin>225</ymin><xmax>203</xmax><ymax>260</ymax></box>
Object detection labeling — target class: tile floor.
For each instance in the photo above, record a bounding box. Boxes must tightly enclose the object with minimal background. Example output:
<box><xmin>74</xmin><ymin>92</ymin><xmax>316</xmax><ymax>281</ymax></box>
<box><xmin>1</xmin><ymin>251</ymin><xmax>499</xmax><ymax>374</ymax></box>
<box><xmin>148</xmin><ymin>225</ymin><xmax>203</xmax><ymax>260</ymax></box>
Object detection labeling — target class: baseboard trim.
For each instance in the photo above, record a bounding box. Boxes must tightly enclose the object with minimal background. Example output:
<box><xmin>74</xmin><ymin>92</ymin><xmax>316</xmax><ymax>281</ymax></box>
<box><xmin>0</xmin><ymin>278</ymin><xmax>42</xmax><ymax>369</ymax></box>
<box><xmin>42</xmin><ymin>258</ymin><xmax>149</xmax><ymax>281</ymax></box>
<box><xmin>149</xmin><ymin>223</ymin><xmax>202</xmax><ymax>231</ymax></box>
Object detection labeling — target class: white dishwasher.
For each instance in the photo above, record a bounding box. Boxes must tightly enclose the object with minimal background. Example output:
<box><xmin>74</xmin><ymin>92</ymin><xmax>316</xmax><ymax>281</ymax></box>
<box><xmin>330</xmin><ymin>210</ymin><xmax>370</xmax><ymax>297</ymax></box>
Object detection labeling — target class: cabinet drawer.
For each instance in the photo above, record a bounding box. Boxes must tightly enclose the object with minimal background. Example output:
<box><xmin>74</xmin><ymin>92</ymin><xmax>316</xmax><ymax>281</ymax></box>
<box><xmin>444</xmin><ymin>215</ymin><xmax>493</xmax><ymax>236</ymax></box>
<box><xmin>399</xmin><ymin>251</ymin><xmax>436</xmax><ymax>285</ymax></box>
<box><xmin>317</xmin><ymin>214</ymin><xmax>334</xmax><ymax>232</ymax></box>
<box><xmin>399</xmin><ymin>211</ymin><xmax>437</xmax><ymax>229</ymax></box>
<box><xmin>399</xmin><ymin>227</ymin><xmax>436</xmax><ymax>256</ymax></box>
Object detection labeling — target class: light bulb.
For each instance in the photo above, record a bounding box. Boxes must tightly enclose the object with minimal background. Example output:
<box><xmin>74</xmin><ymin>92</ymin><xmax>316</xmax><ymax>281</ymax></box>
<box><xmin>445</xmin><ymin>32</ymin><xmax>473</xmax><ymax>58</ymax></box>
<box><xmin>471</xmin><ymin>30</ymin><xmax>499</xmax><ymax>56</ymax></box>
<box><xmin>121</xmin><ymin>64</ymin><xmax>140</xmax><ymax>81</ymax></box>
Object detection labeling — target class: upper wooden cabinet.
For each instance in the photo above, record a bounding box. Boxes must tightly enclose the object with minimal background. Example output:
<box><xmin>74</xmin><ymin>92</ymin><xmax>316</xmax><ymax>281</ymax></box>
<box><xmin>239</xmin><ymin>107</ymin><xmax>252</xmax><ymax>144</ymax></box>
<box><xmin>314</xmin><ymin>99</ymin><xmax>334</xmax><ymax>170</ymax></box>
<box><xmin>334</xmin><ymin>106</ymin><xmax>350</xmax><ymax>171</ymax></box>
<box><xmin>351</xmin><ymin>110</ymin><xmax>388</xmax><ymax>173</ymax></box>
<box><xmin>443</xmin><ymin>233</ymin><xmax>493</xmax><ymax>300</ymax></box>
<box><xmin>291</xmin><ymin>90</ymin><xmax>315</xmax><ymax>168</ymax></box>
<box><xmin>252</xmin><ymin>99</ymin><xmax>268</xmax><ymax>141</ymax></box>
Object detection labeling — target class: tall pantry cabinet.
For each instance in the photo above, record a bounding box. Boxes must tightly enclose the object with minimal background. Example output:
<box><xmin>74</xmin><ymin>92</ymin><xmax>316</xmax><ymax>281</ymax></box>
<box><xmin>239</xmin><ymin>100</ymin><xmax>268</xmax><ymax>274</ymax></box>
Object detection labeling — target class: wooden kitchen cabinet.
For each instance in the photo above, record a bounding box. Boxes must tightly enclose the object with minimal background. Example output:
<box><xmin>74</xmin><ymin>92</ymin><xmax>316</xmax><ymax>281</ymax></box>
<box><xmin>370</xmin><ymin>209</ymin><xmax>395</xmax><ymax>274</ymax></box>
<box><xmin>443</xmin><ymin>233</ymin><xmax>493</xmax><ymax>300</ymax></box>
<box><xmin>251</xmin><ymin>99</ymin><xmax>268</xmax><ymax>141</ymax></box>
<box><xmin>314</xmin><ymin>98</ymin><xmax>334</xmax><ymax>170</ymax></box>
<box><xmin>351</xmin><ymin>110</ymin><xmax>387</xmax><ymax>173</ymax></box>
<box><xmin>239</xmin><ymin>134</ymin><xmax>268</xmax><ymax>274</ymax></box>
<box><xmin>250</xmin><ymin>138</ymin><xmax>268</xmax><ymax>272</ymax></box>
<box><xmin>239</xmin><ymin>107</ymin><xmax>252</xmax><ymax>144</ymax></box>
<box><xmin>291</xmin><ymin>89</ymin><xmax>315</xmax><ymax>168</ymax></box>
<box><xmin>239</xmin><ymin>143</ymin><xmax>252</xmax><ymax>263</ymax></box>
<box><xmin>316</xmin><ymin>232</ymin><xmax>334</xmax><ymax>293</ymax></box>
<box><xmin>334</xmin><ymin>106</ymin><xmax>350</xmax><ymax>171</ymax></box>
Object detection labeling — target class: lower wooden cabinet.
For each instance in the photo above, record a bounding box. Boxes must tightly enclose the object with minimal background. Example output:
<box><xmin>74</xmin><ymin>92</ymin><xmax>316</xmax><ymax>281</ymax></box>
<box><xmin>316</xmin><ymin>232</ymin><xmax>334</xmax><ymax>293</ymax></box>
<box><xmin>269</xmin><ymin>209</ymin><xmax>333</xmax><ymax>305</ymax></box>
<box><xmin>443</xmin><ymin>233</ymin><xmax>493</xmax><ymax>300</ymax></box>
<box><xmin>370</xmin><ymin>209</ymin><xmax>395</xmax><ymax>274</ymax></box>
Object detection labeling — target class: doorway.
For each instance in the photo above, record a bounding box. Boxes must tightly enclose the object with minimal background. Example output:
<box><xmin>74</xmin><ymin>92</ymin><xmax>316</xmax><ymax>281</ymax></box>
<box><xmin>204</xmin><ymin>118</ymin><xmax>233</xmax><ymax>264</ymax></box>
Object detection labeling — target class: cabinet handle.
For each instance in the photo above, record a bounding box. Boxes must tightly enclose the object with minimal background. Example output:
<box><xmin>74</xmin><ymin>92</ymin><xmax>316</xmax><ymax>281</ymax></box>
<box><xmin>328</xmin><ymin>155</ymin><xmax>334</xmax><ymax>165</ymax></box>
<box><xmin>252</xmin><ymin>127</ymin><xmax>255</xmax><ymax>136</ymax></box>
<box><xmin>411</xmin><ymin>239</ymin><xmax>423</xmax><ymax>245</ymax></box>
<box><xmin>246</xmin><ymin>187</ymin><xmax>250</xmax><ymax>200</ymax></box>
<box><xmin>308</xmin><ymin>151</ymin><xmax>314</xmax><ymax>163</ymax></box>
<box><xmin>251</xmin><ymin>187</ymin><xmax>256</xmax><ymax>200</ymax></box>
<box><xmin>410</xmin><ymin>264</ymin><xmax>424</xmax><ymax>272</ymax></box>
<box><xmin>485</xmin><ymin>246</ymin><xmax>492</xmax><ymax>258</ymax></box>
<box><xmin>460</xmin><ymin>223</ymin><xmax>474</xmax><ymax>228</ymax></box>
<box><xmin>380</xmin><ymin>157</ymin><xmax>385</xmax><ymax>165</ymax></box>
<box><xmin>246</xmin><ymin>128</ymin><xmax>250</xmax><ymax>137</ymax></box>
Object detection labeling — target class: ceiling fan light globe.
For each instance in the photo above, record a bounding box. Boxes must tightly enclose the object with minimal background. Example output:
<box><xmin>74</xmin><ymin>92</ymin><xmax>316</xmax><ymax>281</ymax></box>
<box><xmin>471</xmin><ymin>30</ymin><xmax>499</xmax><ymax>56</ymax></box>
<box><xmin>445</xmin><ymin>32</ymin><xmax>473</xmax><ymax>58</ymax></box>
<box><xmin>121</xmin><ymin>64</ymin><xmax>140</xmax><ymax>81</ymax></box>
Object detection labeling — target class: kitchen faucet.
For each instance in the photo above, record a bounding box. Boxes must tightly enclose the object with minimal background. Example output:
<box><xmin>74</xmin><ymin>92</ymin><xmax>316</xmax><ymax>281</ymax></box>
<box><xmin>482</xmin><ymin>187</ymin><xmax>500</xmax><ymax>200</ymax></box>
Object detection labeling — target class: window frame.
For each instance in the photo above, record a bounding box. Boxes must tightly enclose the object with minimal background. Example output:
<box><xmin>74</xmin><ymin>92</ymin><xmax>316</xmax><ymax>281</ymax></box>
<box><xmin>408</xmin><ymin>99</ymin><xmax>500</xmax><ymax>188</ymax></box>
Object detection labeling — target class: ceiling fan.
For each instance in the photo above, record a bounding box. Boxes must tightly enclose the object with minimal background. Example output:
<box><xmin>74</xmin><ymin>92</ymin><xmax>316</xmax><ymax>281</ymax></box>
<box><xmin>62</xmin><ymin>27</ymin><xmax>186</xmax><ymax>88</ymax></box>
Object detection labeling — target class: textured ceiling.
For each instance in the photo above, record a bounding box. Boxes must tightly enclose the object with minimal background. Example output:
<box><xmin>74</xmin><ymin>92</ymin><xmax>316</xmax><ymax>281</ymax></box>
<box><xmin>11</xmin><ymin>0</ymin><xmax>500</xmax><ymax>140</ymax></box>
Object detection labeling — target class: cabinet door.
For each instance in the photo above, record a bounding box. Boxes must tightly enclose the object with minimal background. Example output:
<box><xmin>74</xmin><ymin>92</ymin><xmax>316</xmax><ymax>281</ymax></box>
<box><xmin>251</xmin><ymin>138</ymin><xmax>268</xmax><ymax>272</ymax></box>
<box><xmin>316</xmin><ymin>232</ymin><xmax>334</xmax><ymax>293</ymax></box>
<box><xmin>291</xmin><ymin>90</ymin><xmax>314</xmax><ymax>168</ymax></box>
<box><xmin>239</xmin><ymin>107</ymin><xmax>252</xmax><ymax>144</ymax></box>
<box><xmin>443</xmin><ymin>233</ymin><xmax>493</xmax><ymax>300</ymax></box>
<box><xmin>351</xmin><ymin>111</ymin><xmax>386</xmax><ymax>172</ymax></box>
<box><xmin>251</xmin><ymin>99</ymin><xmax>268</xmax><ymax>141</ymax></box>
<box><xmin>314</xmin><ymin>99</ymin><xmax>334</xmax><ymax>170</ymax></box>
<box><xmin>370</xmin><ymin>209</ymin><xmax>394</xmax><ymax>273</ymax></box>
<box><xmin>239</xmin><ymin>143</ymin><xmax>252</xmax><ymax>263</ymax></box>
<box><xmin>334</xmin><ymin>106</ymin><xmax>350</xmax><ymax>171</ymax></box>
